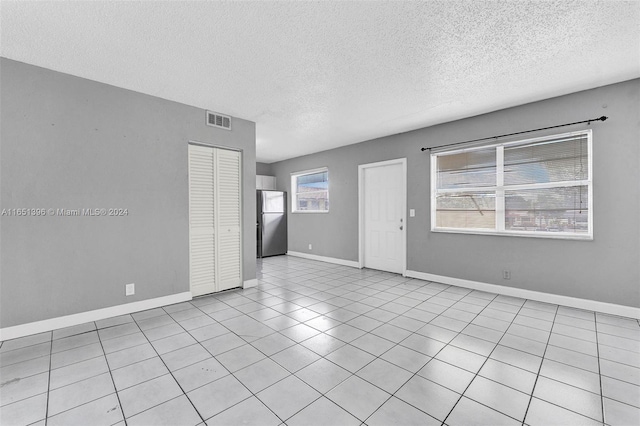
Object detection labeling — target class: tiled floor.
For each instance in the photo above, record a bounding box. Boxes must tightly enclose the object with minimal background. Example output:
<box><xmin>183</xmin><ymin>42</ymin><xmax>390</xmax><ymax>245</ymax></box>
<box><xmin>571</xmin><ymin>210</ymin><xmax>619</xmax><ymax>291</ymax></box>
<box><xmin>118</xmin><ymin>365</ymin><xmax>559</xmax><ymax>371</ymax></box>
<box><xmin>1</xmin><ymin>256</ymin><xmax>639</xmax><ymax>426</ymax></box>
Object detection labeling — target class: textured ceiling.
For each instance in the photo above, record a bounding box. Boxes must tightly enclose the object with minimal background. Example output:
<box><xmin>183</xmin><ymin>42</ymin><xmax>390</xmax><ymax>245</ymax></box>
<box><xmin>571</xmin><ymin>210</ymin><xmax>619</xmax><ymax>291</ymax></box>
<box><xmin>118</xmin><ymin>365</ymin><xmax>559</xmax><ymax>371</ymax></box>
<box><xmin>1</xmin><ymin>1</ymin><xmax>639</xmax><ymax>163</ymax></box>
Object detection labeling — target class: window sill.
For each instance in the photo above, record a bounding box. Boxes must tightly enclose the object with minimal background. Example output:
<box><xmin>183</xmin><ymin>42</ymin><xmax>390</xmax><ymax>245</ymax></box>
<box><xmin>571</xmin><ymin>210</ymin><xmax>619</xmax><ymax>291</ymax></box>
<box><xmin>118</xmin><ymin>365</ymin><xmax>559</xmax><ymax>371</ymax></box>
<box><xmin>431</xmin><ymin>227</ymin><xmax>593</xmax><ymax>241</ymax></box>
<box><xmin>292</xmin><ymin>210</ymin><xmax>330</xmax><ymax>214</ymax></box>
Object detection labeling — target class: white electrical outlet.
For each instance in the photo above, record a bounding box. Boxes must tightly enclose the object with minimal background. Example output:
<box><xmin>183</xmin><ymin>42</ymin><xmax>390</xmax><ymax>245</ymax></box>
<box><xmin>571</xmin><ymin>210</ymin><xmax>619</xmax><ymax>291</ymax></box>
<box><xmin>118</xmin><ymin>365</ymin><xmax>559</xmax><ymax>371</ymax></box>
<box><xmin>410</xmin><ymin>209</ymin><xmax>416</xmax><ymax>217</ymax></box>
<box><xmin>125</xmin><ymin>283</ymin><xmax>135</xmax><ymax>296</ymax></box>
<box><xmin>502</xmin><ymin>270</ymin><xmax>511</xmax><ymax>280</ymax></box>
<box><xmin>308</xmin><ymin>244</ymin><xmax>312</xmax><ymax>250</ymax></box>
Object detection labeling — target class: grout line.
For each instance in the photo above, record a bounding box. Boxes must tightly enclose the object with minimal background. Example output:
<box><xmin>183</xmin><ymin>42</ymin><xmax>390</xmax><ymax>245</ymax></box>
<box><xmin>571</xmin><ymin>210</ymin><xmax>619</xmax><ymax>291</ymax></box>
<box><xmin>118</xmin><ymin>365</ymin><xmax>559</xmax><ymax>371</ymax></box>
<box><xmin>191</xmin><ymin>298</ymin><xmax>332</xmax><ymax>422</ymax></box>
<box><xmin>229</xmin><ymin>264</ymin><xmax>439</xmax><ymax>422</ymax></box>
<box><xmin>154</xmin><ymin>297</ymin><xmax>289</xmax><ymax>424</ymax></box>
<box><xmin>595</xmin><ymin>311</ymin><xmax>606</xmax><ymax>425</ymax></box>
<box><xmin>353</xmin><ymin>292</ymin><xmax>457</xmax><ymax>424</ymax></box>
<box><xmin>311</xmin><ymin>281</ymin><xmax>460</xmax><ymax>423</ymax></box>
<box><xmin>43</xmin><ymin>332</ymin><xmax>53</xmax><ymax>426</ymax></box>
<box><xmin>0</xmin><ymin>355</ymin><xmax>55</xmax><ymax>384</ymax></box>
<box><xmin>40</xmin><ymin>392</ymin><xmax>122</xmax><ymax>423</ymax></box>
<box><xmin>128</xmin><ymin>312</ymin><xmax>209</xmax><ymax>424</ymax></box>
<box><xmin>95</xmin><ymin>321</ymin><xmax>129</xmax><ymax>426</ymax></box>
<box><xmin>36</xmin><ymin>331</ymin><xmax>127</xmax><ymax>423</ymax></box>
<box><xmin>427</xmin><ymin>294</ymin><xmax>523</xmax><ymax>425</ymax></box>
<box><xmin>520</xmin><ymin>304</ymin><xmax>559</xmax><ymax>425</ymax></box>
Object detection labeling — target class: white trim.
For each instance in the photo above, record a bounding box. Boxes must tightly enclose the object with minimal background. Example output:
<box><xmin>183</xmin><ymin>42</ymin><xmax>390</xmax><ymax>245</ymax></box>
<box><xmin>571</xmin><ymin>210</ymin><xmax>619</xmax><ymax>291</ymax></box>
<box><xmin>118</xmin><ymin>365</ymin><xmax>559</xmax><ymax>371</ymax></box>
<box><xmin>588</xmin><ymin>132</ymin><xmax>594</xmax><ymax>238</ymax></box>
<box><xmin>243</xmin><ymin>279</ymin><xmax>258</xmax><ymax>289</ymax></box>
<box><xmin>496</xmin><ymin>146</ymin><xmax>505</xmax><ymax>232</ymax></box>
<box><xmin>430</xmin><ymin>154</ymin><xmax>437</xmax><ymax>231</ymax></box>
<box><xmin>290</xmin><ymin>167</ymin><xmax>328</xmax><ymax>176</ymax></box>
<box><xmin>287</xmin><ymin>251</ymin><xmax>360</xmax><ymax>268</ymax></box>
<box><xmin>430</xmin><ymin>228</ymin><xmax>593</xmax><ymax>241</ymax></box>
<box><xmin>405</xmin><ymin>270</ymin><xmax>640</xmax><ymax>319</ymax></box>
<box><xmin>358</xmin><ymin>158</ymin><xmax>407</xmax><ymax>274</ymax></box>
<box><xmin>0</xmin><ymin>292</ymin><xmax>192</xmax><ymax>341</ymax></box>
<box><xmin>188</xmin><ymin>140</ymin><xmax>242</xmax><ymax>152</ymax></box>
<box><xmin>291</xmin><ymin>210</ymin><xmax>330</xmax><ymax>214</ymax></box>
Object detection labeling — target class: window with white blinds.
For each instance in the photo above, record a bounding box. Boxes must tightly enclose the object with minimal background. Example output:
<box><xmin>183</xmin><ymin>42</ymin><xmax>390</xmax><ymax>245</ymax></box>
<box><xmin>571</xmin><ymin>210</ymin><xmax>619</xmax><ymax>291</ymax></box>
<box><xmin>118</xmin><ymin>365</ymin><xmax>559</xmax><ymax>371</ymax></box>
<box><xmin>431</xmin><ymin>130</ymin><xmax>592</xmax><ymax>239</ymax></box>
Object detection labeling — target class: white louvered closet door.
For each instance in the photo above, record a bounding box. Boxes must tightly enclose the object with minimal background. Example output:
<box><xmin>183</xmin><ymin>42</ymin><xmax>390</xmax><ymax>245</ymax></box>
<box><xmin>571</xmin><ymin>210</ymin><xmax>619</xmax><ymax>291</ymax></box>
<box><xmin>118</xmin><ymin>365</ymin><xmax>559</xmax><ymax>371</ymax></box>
<box><xmin>189</xmin><ymin>144</ymin><xmax>216</xmax><ymax>296</ymax></box>
<box><xmin>189</xmin><ymin>144</ymin><xmax>242</xmax><ymax>296</ymax></box>
<box><xmin>215</xmin><ymin>148</ymin><xmax>242</xmax><ymax>291</ymax></box>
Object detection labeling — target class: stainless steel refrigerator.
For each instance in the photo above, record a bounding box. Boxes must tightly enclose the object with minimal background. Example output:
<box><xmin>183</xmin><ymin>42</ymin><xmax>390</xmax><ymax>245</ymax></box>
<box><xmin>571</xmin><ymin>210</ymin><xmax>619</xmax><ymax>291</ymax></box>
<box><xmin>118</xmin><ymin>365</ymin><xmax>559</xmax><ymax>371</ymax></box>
<box><xmin>257</xmin><ymin>190</ymin><xmax>288</xmax><ymax>258</ymax></box>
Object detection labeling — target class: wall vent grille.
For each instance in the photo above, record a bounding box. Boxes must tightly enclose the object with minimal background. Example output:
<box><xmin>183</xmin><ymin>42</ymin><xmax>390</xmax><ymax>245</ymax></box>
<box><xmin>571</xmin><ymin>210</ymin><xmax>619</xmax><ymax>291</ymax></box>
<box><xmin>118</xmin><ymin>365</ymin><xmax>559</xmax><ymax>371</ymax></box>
<box><xmin>206</xmin><ymin>111</ymin><xmax>232</xmax><ymax>130</ymax></box>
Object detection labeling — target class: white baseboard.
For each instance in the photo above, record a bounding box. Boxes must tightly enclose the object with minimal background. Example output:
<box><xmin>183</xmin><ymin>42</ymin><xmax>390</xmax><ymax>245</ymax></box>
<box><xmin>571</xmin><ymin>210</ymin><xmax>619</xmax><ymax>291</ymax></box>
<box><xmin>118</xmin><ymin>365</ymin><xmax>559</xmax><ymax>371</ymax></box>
<box><xmin>243</xmin><ymin>279</ymin><xmax>258</xmax><ymax>289</ymax></box>
<box><xmin>405</xmin><ymin>270</ymin><xmax>640</xmax><ymax>319</ymax></box>
<box><xmin>287</xmin><ymin>251</ymin><xmax>360</xmax><ymax>268</ymax></box>
<box><xmin>0</xmin><ymin>292</ymin><xmax>192</xmax><ymax>342</ymax></box>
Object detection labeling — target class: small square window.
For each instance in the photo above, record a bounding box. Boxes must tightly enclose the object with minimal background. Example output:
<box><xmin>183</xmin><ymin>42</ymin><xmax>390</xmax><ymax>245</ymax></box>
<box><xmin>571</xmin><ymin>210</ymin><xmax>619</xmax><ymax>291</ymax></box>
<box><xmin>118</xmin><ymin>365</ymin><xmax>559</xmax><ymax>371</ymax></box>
<box><xmin>291</xmin><ymin>168</ymin><xmax>329</xmax><ymax>213</ymax></box>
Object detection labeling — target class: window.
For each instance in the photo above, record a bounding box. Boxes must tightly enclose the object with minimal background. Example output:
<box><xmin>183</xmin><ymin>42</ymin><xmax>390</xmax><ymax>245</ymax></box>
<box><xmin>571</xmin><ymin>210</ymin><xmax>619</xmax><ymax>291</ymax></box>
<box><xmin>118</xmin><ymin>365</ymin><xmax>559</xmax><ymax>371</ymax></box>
<box><xmin>291</xmin><ymin>168</ymin><xmax>329</xmax><ymax>212</ymax></box>
<box><xmin>431</xmin><ymin>130</ymin><xmax>592</xmax><ymax>239</ymax></box>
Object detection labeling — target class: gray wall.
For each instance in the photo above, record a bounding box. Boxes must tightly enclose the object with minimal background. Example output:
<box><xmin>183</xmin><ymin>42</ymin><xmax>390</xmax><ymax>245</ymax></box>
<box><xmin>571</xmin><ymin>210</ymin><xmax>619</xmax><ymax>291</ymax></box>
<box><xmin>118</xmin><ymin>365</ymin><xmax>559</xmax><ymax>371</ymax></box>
<box><xmin>272</xmin><ymin>79</ymin><xmax>640</xmax><ymax>308</ymax></box>
<box><xmin>0</xmin><ymin>58</ymin><xmax>257</xmax><ymax>328</ymax></box>
<box><xmin>256</xmin><ymin>162</ymin><xmax>273</xmax><ymax>175</ymax></box>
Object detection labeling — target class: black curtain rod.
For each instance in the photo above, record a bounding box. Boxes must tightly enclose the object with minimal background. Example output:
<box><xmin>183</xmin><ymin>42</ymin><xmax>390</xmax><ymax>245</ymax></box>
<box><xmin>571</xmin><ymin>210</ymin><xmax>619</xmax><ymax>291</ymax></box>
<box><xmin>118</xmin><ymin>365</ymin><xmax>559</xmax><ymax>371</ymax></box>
<box><xmin>420</xmin><ymin>116</ymin><xmax>608</xmax><ymax>152</ymax></box>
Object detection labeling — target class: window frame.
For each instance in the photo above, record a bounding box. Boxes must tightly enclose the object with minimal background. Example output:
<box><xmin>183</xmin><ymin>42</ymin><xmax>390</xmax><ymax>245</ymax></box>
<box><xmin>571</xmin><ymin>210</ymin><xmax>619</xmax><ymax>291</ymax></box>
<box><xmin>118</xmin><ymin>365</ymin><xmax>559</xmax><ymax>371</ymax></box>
<box><xmin>291</xmin><ymin>167</ymin><xmax>330</xmax><ymax>213</ymax></box>
<box><xmin>430</xmin><ymin>129</ymin><xmax>593</xmax><ymax>240</ymax></box>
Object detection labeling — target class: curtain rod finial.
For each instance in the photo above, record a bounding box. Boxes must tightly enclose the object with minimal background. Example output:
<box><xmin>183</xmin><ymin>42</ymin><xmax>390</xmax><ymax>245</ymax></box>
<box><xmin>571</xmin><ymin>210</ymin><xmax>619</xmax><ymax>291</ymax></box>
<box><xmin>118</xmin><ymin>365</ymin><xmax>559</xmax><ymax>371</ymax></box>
<box><xmin>600</xmin><ymin>116</ymin><xmax>608</xmax><ymax>121</ymax></box>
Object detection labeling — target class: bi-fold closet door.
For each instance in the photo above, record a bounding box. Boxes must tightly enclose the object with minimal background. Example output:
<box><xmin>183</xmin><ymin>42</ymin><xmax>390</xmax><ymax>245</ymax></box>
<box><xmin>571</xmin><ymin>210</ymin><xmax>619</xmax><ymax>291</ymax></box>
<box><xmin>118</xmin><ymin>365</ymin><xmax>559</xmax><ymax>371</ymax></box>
<box><xmin>188</xmin><ymin>143</ymin><xmax>242</xmax><ymax>297</ymax></box>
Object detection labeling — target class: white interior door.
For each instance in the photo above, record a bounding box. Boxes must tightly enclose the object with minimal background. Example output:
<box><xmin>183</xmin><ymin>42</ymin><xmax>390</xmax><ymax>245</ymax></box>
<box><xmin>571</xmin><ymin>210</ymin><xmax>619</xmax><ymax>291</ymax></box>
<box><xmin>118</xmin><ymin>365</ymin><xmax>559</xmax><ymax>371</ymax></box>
<box><xmin>189</xmin><ymin>144</ymin><xmax>242</xmax><ymax>296</ymax></box>
<box><xmin>361</xmin><ymin>160</ymin><xmax>406</xmax><ymax>274</ymax></box>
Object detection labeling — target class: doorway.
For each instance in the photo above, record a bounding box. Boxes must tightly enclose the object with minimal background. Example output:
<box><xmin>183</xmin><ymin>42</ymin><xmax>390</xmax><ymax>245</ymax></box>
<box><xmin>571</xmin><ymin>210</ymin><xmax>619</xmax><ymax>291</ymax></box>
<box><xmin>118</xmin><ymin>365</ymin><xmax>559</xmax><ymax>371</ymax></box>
<box><xmin>188</xmin><ymin>143</ymin><xmax>243</xmax><ymax>296</ymax></box>
<box><xmin>358</xmin><ymin>158</ymin><xmax>407</xmax><ymax>274</ymax></box>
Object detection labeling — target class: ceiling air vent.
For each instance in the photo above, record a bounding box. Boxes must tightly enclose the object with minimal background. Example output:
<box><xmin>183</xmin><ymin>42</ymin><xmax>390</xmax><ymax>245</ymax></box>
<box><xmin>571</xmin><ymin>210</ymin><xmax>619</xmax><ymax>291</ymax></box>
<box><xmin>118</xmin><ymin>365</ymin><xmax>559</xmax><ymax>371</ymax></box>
<box><xmin>206</xmin><ymin>111</ymin><xmax>232</xmax><ymax>130</ymax></box>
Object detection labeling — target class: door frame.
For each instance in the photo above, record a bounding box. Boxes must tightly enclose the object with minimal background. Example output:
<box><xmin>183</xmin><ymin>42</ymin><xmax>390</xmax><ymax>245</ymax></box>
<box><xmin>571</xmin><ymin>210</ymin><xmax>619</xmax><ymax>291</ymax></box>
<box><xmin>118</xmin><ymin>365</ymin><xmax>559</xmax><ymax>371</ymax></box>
<box><xmin>358</xmin><ymin>158</ymin><xmax>407</xmax><ymax>275</ymax></box>
<box><xmin>188</xmin><ymin>140</ymin><xmax>244</xmax><ymax>296</ymax></box>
